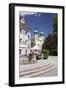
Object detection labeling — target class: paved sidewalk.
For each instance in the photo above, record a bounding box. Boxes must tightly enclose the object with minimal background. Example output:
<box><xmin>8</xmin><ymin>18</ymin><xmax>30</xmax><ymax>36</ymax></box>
<box><xmin>20</xmin><ymin>56</ymin><xmax>58</xmax><ymax>77</ymax></box>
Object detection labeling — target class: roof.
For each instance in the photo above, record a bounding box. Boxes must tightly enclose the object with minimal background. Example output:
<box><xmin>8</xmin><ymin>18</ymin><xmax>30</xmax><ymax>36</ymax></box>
<box><xmin>34</xmin><ymin>30</ymin><xmax>38</xmax><ymax>34</ymax></box>
<box><xmin>40</xmin><ymin>32</ymin><xmax>44</xmax><ymax>35</ymax></box>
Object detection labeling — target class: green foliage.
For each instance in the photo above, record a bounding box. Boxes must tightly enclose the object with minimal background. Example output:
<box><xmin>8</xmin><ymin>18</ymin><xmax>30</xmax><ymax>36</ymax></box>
<box><xmin>31</xmin><ymin>41</ymin><xmax>35</xmax><ymax>48</ymax></box>
<box><xmin>42</xmin><ymin>34</ymin><xmax>55</xmax><ymax>50</ymax></box>
<box><xmin>42</xmin><ymin>49</ymin><xmax>49</xmax><ymax>59</ymax></box>
<box><xmin>53</xmin><ymin>16</ymin><xmax>58</xmax><ymax>46</ymax></box>
<box><xmin>53</xmin><ymin>16</ymin><xmax>58</xmax><ymax>28</ymax></box>
<box><xmin>42</xmin><ymin>39</ymin><xmax>47</xmax><ymax>50</ymax></box>
<box><xmin>49</xmin><ymin>49</ymin><xmax>57</xmax><ymax>56</ymax></box>
<box><xmin>53</xmin><ymin>16</ymin><xmax>58</xmax><ymax>35</ymax></box>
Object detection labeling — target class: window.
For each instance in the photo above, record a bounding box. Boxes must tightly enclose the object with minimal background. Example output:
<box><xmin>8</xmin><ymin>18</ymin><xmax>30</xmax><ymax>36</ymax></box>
<box><xmin>19</xmin><ymin>39</ymin><xmax>22</xmax><ymax>44</ymax></box>
<box><xmin>25</xmin><ymin>50</ymin><xmax>27</xmax><ymax>56</ymax></box>
<box><xmin>25</xmin><ymin>40</ymin><xmax>27</xmax><ymax>44</ymax></box>
<box><xmin>28</xmin><ymin>32</ymin><xmax>31</xmax><ymax>39</ymax></box>
<box><xmin>19</xmin><ymin>49</ymin><xmax>22</xmax><ymax>55</ymax></box>
<box><xmin>22</xmin><ymin>29</ymin><xmax>25</xmax><ymax>34</ymax></box>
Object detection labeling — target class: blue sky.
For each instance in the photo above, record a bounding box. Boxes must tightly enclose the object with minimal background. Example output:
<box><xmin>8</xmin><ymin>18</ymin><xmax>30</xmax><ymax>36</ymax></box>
<box><xmin>21</xmin><ymin>12</ymin><xmax>57</xmax><ymax>37</ymax></box>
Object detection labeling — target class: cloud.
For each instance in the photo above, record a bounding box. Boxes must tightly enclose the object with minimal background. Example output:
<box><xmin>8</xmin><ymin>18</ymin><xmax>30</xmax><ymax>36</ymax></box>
<box><xmin>19</xmin><ymin>12</ymin><xmax>37</xmax><ymax>16</ymax></box>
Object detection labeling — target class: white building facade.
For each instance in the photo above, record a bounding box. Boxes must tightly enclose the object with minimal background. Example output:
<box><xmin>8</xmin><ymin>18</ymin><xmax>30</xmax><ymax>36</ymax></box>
<box><xmin>19</xmin><ymin>16</ymin><xmax>31</xmax><ymax>56</ymax></box>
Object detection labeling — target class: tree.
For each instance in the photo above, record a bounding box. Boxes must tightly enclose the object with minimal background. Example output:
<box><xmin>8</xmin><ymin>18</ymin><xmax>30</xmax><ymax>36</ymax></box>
<box><xmin>42</xmin><ymin>34</ymin><xmax>55</xmax><ymax>50</ymax></box>
<box><xmin>53</xmin><ymin>16</ymin><xmax>58</xmax><ymax>48</ymax></box>
<box><xmin>42</xmin><ymin>15</ymin><xmax>58</xmax><ymax>56</ymax></box>
<box><xmin>42</xmin><ymin>39</ymin><xmax>47</xmax><ymax>51</ymax></box>
<box><xmin>42</xmin><ymin>33</ymin><xmax>57</xmax><ymax>55</ymax></box>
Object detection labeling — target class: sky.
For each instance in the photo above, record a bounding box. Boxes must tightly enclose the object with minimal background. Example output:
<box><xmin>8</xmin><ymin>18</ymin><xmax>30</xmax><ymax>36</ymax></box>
<box><xmin>20</xmin><ymin>12</ymin><xmax>57</xmax><ymax>37</ymax></box>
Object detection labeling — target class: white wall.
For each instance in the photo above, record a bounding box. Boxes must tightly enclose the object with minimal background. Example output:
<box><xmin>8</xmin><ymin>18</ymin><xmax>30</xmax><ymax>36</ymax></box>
<box><xmin>0</xmin><ymin>0</ymin><xmax>66</xmax><ymax>89</ymax></box>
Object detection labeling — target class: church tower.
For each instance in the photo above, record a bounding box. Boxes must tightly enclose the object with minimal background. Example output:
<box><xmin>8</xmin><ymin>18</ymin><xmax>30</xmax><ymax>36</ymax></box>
<box><xmin>39</xmin><ymin>32</ymin><xmax>44</xmax><ymax>49</ymax></box>
<box><xmin>34</xmin><ymin>30</ymin><xmax>38</xmax><ymax>45</ymax></box>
